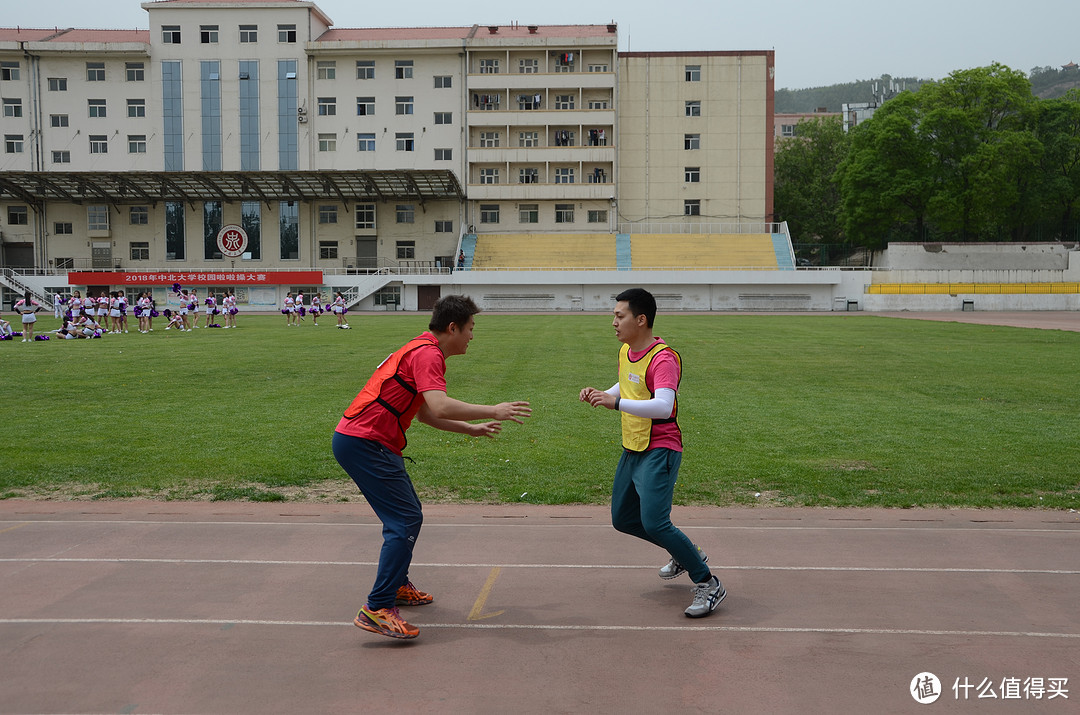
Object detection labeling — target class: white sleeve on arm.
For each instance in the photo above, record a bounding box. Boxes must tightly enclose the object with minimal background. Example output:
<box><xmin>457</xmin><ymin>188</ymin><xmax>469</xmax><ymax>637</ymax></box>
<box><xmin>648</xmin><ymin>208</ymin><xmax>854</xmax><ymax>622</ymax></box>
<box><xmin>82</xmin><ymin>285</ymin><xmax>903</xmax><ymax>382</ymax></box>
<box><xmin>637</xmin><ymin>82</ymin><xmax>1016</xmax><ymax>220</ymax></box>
<box><xmin>604</xmin><ymin>384</ymin><xmax>620</xmax><ymax>398</ymax></box>
<box><xmin>617</xmin><ymin>387</ymin><xmax>675</xmax><ymax>419</ymax></box>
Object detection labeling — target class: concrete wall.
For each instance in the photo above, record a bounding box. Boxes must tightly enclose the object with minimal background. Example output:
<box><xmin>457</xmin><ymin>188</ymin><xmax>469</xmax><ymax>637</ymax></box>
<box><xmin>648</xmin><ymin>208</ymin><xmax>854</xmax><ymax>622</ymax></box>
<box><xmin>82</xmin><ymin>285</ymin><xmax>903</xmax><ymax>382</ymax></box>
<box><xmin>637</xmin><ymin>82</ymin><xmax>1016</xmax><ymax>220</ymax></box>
<box><xmin>877</xmin><ymin>242</ymin><xmax>1079</xmax><ymax>271</ymax></box>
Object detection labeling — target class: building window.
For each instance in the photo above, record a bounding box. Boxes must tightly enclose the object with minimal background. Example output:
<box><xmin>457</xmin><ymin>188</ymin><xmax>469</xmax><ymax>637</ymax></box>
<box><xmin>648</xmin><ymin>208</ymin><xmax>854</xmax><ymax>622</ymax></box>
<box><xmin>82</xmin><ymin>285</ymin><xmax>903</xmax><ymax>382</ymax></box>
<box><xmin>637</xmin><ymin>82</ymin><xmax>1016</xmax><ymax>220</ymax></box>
<box><xmin>434</xmin><ymin>75</ymin><xmax>452</xmax><ymax>88</ymax></box>
<box><xmin>3</xmin><ymin>98</ymin><xmax>23</xmax><ymax>117</ymax></box>
<box><xmin>317</xmin><ymin>61</ymin><xmax>336</xmax><ymax>80</ymax></box>
<box><xmin>479</xmin><ymin>131</ymin><xmax>500</xmax><ymax>148</ymax></box>
<box><xmin>357</xmin><ymin>133</ymin><xmax>375</xmax><ymax>152</ymax></box>
<box><xmin>781</xmin><ymin>124</ymin><xmax>796</xmax><ymax>137</ymax></box>
<box><xmin>395</xmin><ymin>60</ymin><xmax>413</xmax><ymax>79</ymax></box>
<box><xmin>130</xmin><ymin>242</ymin><xmax>150</xmax><ymax>261</ymax></box>
<box><xmin>355</xmin><ymin>203</ymin><xmax>375</xmax><ymax>229</ymax></box>
<box><xmin>52</xmin><ymin>151</ymin><xmax>70</xmax><ymax>163</ymax></box>
<box><xmin>479</xmin><ymin>58</ymin><xmax>499</xmax><ymax>74</ymax></box>
<box><xmin>685</xmin><ymin>167</ymin><xmax>700</xmax><ymax>183</ymax></box>
<box><xmin>209</xmin><ymin>203</ymin><xmax>228</xmax><ymax>260</ymax></box>
<box><xmin>278</xmin><ymin>24</ymin><xmax>297</xmax><ymax>43</ymax></box>
<box><xmin>587</xmin><ymin>210</ymin><xmax>608</xmax><ymax>223</ymax></box>
<box><xmin>519</xmin><ymin>168</ymin><xmax>539</xmax><ymax>184</ymax></box>
<box><xmin>319</xmin><ymin>241</ymin><xmax>338</xmax><ymax>259</ymax></box>
<box><xmin>374</xmin><ymin>286</ymin><xmax>401</xmax><ymax>306</ymax></box>
<box><xmin>395</xmin><ymin>96</ymin><xmax>414</xmax><ymax>115</ymax></box>
<box><xmin>279</xmin><ymin>201</ymin><xmax>299</xmax><ymax>259</ymax></box>
<box><xmin>555</xmin><ymin>94</ymin><xmax>575</xmax><ymax>110</ymax></box>
<box><xmin>162</xmin><ymin>25</ymin><xmax>181</xmax><ymax>43</ymax></box>
<box><xmin>241</xmin><ymin>200</ymin><xmax>261</xmax><ymax>259</ymax></box>
<box><xmin>356</xmin><ymin>60</ymin><xmax>375</xmax><ymax>79</ymax></box>
<box><xmin>4</xmin><ymin>135</ymin><xmax>23</xmax><ymax>153</ymax></box>
<box><xmin>356</xmin><ymin>97</ymin><xmax>375</xmax><ymax>116</ymax></box>
<box><xmin>88</xmin><ymin>99</ymin><xmax>107</xmax><ymax>118</ymax></box>
<box><xmin>479</xmin><ymin>168</ymin><xmax>499</xmax><ymax>185</ymax></box>
<box><xmin>89</xmin><ymin>135</ymin><xmax>108</xmax><ymax>154</ymax></box>
<box><xmin>130</xmin><ymin>206</ymin><xmax>149</xmax><ymax>225</ymax></box>
<box><xmin>685</xmin><ymin>65</ymin><xmax>701</xmax><ymax>82</ymax></box>
<box><xmin>317</xmin><ymin>97</ymin><xmax>336</xmax><ymax>116</ymax></box>
<box><xmin>685</xmin><ymin>100</ymin><xmax>701</xmax><ymax>117</ymax></box>
<box><xmin>684</xmin><ymin>199</ymin><xmax>701</xmax><ymax>216</ymax></box>
<box><xmin>519</xmin><ymin>204</ymin><xmax>538</xmax><ymax>223</ymax></box>
<box><xmin>396</xmin><ymin>240</ymin><xmax>415</xmax><ymax>259</ymax></box>
<box><xmin>318</xmin><ymin>205</ymin><xmax>338</xmax><ymax>224</ymax></box>
<box><xmin>519</xmin><ymin>59</ymin><xmax>538</xmax><ymax>74</ymax></box>
<box><xmin>434</xmin><ymin>112</ymin><xmax>452</xmax><ymax>124</ymax></box>
<box><xmin>434</xmin><ymin>148</ymin><xmax>452</xmax><ymax>160</ymax></box>
<box><xmin>200</xmin><ymin>25</ymin><xmax>219</xmax><ymax>43</ymax></box>
<box><xmin>87</xmin><ymin>205</ymin><xmax>110</xmax><ymax>232</ymax></box>
<box><xmin>684</xmin><ymin>134</ymin><xmax>700</xmax><ymax>150</ymax></box>
<box><xmin>0</xmin><ymin>62</ymin><xmax>19</xmax><ymax>81</ymax></box>
<box><xmin>86</xmin><ymin>62</ymin><xmax>105</xmax><ymax>81</ymax></box>
<box><xmin>396</xmin><ymin>205</ymin><xmax>415</xmax><ymax>223</ymax></box>
<box><xmin>128</xmin><ymin>99</ymin><xmax>146</xmax><ymax>118</ymax></box>
<box><xmin>395</xmin><ymin>133</ymin><xmax>414</xmax><ymax>151</ymax></box>
<box><xmin>54</xmin><ymin>222</ymin><xmax>73</xmax><ymax>235</ymax></box>
<box><xmin>555</xmin><ymin>203</ymin><xmax>574</xmax><ymax>223</ymax></box>
<box><xmin>8</xmin><ymin>206</ymin><xmax>28</xmax><ymax>225</ymax></box>
<box><xmin>434</xmin><ymin>220</ymin><xmax>453</xmax><ymax>233</ymax></box>
<box><xmin>239</xmin><ymin>24</ymin><xmax>258</xmax><ymax>42</ymax></box>
<box><xmin>519</xmin><ymin>131</ymin><xmax>539</xmax><ymax>147</ymax></box>
<box><xmin>588</xmin><ymin>64</ymin><xmax>609</xmax><ymax>73</ymax></box>
<box><xmin>479</xmin><ymin>204</ymin><xmax>500</xmax><ymax>223</ymax></box>
<box><xmin>48</xmin><ymin>77</ymin><xmax>67</xmax><ymax>91</ymax></box>
<box><xmin>128</xmin><ymin>135</ymin><xmax>147</xmax><ymax>153</ymax></box>
<box><xmin>555</xmin><ymin>167</ymin><xmax>575</xmax><ymax>184</ymax></box>
<box><xmin>318</xmin><ymin>133</ymin><xmax>336</xmax><ymax>152</ymax></box>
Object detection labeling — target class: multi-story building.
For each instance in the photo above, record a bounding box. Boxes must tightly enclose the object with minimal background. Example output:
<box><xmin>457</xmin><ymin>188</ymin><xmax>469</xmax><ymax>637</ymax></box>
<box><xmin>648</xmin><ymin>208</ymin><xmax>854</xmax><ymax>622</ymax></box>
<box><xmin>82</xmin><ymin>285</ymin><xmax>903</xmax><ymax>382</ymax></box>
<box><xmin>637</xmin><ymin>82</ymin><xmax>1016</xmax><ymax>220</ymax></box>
<box><xmin>0</xmin><ymin>0</ymin><xmax>774</xmax><ymax>310</ymax></box>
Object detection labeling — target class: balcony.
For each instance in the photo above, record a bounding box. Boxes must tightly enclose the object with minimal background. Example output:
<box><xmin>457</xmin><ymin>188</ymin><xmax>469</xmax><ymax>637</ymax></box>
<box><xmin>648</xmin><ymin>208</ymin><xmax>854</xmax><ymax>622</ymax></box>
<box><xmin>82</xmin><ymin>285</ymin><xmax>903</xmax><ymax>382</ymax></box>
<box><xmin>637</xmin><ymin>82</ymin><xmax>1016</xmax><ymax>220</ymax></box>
<box><xmin>467</xmin><ymin>72</ymin><xmax>615</xmax><ymax>91</ymax></box>
<box><xmin>466</xmin><ymin>182</ymin><xmax>614</xmax><ymax>201</ymax></box>
<box><xmin>467</xmin><ymin>145</ymin><xmax>614</xmax><ymax>164</ymax></box>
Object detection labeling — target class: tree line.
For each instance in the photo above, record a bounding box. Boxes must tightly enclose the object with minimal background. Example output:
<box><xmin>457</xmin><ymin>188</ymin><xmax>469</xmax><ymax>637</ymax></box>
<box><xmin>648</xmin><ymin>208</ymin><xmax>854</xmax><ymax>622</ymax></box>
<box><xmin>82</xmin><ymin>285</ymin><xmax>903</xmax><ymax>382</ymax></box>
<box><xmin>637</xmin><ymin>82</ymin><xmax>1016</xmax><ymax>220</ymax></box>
<box><xmin>774</xmin><ymin>64</ymin><xmax>1080</xmax><ymax>251</ymax></box>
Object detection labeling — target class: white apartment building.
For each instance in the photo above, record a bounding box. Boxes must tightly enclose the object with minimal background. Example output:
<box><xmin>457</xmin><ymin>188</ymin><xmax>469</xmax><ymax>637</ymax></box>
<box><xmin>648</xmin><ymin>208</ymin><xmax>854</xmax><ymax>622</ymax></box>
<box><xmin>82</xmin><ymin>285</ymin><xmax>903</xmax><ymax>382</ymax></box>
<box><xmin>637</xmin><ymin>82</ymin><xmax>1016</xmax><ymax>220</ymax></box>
<box><xmin>0</xmin><ymin>0</ymin><xmax>773</xmax><ymax>308</ymax></box>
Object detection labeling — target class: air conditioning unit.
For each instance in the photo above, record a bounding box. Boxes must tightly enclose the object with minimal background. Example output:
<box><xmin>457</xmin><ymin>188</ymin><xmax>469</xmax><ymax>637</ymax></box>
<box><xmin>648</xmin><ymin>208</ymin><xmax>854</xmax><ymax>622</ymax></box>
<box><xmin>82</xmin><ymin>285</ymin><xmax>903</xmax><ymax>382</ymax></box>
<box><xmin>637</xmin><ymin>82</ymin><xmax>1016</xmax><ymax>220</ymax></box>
<box><xmin>297</xmin><ymin>115</ymin><xmax>307</xmax><ymax>123</ymax></box>
<box><xmin>297</xmin><ymin>106</ymin><xmax>307</xmax><ymax>116</ymax></box>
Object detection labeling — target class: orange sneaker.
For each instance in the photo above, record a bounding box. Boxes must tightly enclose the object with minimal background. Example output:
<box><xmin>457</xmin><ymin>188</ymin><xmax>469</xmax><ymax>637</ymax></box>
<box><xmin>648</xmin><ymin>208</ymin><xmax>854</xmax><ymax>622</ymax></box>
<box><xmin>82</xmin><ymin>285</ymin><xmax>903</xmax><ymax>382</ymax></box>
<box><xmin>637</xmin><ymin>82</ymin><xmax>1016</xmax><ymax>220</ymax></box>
<box><xmin>354</xmin><ymin>605</ymin><xmax>419</xmax><ymax>639</ymax></box>
<box><xmin>395</xmin><ymin>580</ymin><xmax>434</xmax><ymax>606</ymax></box>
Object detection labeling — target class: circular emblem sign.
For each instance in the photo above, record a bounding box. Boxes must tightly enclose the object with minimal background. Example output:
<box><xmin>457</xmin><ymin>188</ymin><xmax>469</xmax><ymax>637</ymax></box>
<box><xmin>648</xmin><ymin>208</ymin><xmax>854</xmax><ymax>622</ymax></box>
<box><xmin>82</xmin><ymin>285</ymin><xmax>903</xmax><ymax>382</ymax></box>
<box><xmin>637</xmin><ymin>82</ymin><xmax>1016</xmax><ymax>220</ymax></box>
<box><xmin>216</xmin><ymin>224</ymin><xmax>249</xmax><ymax>258</ymax></box>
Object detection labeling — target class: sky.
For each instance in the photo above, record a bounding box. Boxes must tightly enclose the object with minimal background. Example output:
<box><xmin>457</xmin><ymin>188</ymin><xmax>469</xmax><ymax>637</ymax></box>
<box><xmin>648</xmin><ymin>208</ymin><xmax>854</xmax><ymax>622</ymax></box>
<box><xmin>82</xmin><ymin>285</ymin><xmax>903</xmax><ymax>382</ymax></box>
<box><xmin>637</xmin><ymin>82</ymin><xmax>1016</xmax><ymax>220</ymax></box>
<box><xmin>5</xmin><ymin>0</ymin><xmax>1078</xmax><ymax>89</ymax></box>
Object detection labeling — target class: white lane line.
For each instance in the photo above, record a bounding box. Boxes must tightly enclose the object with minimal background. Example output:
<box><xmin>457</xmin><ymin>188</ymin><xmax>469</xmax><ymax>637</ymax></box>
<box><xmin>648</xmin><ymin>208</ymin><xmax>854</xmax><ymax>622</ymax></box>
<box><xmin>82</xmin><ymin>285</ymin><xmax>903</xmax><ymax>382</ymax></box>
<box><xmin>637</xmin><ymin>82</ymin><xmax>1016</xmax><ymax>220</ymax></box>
<box><xmin>1</xmin><ymin>558</ymin><xmax>1078</xmax><ymax>575</ymax></box>
<box><xmin>1</xmin><ymin>519</ymin><xmax>1078</xmax><ymax>534</ymax></box>
<box><xmin>0</xmin><ymin>618</ymin><xmax>1077</xmax><ymax>639</ymax></box>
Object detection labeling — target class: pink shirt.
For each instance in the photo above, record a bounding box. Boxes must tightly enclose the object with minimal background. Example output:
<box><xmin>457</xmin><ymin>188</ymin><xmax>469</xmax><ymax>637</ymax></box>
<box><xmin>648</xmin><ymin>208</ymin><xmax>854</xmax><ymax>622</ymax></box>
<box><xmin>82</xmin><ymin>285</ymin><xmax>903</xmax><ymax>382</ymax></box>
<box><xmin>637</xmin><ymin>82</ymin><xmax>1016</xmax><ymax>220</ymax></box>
<box><xmin>627</xmin><ymin>339</ymin><xmax>682</xmax><ymax>452</ymax></box>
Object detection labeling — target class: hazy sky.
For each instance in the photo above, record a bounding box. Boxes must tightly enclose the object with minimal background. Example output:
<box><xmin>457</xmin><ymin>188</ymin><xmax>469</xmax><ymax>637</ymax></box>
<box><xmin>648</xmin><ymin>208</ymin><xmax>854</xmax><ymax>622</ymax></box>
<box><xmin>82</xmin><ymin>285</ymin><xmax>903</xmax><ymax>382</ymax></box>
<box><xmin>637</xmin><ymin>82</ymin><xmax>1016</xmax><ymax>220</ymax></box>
<box><xmin>5</xmin><ymin>0</ymin><xmax>1078</xmax><ymax>89</ymax></box>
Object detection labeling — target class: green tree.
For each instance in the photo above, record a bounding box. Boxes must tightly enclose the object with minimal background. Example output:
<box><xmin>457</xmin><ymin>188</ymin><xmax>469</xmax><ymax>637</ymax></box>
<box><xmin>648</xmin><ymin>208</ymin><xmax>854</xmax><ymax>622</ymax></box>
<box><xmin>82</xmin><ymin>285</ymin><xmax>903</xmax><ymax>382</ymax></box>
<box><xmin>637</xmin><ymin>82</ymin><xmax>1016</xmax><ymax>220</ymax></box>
<box><xmin>837</xmin><ymin>91</ymin><xmax>934</xmax><ymax>247</ymax></box>
<box><xmin>1031</xmin><ymin>92</ymin><xmax>1080</xmax><ymax>240</ymax></box>
<box><xmin>773</xmin><ymin>116</ymin><xmax>849</xmax><ymax>243</ymax></box>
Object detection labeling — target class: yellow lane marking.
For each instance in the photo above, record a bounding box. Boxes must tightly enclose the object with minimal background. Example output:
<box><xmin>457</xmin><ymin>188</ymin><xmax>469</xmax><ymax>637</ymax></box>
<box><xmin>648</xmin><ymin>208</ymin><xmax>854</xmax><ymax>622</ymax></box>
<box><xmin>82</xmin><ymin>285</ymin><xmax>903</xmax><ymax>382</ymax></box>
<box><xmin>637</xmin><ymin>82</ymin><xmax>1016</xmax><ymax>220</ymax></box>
<box><xmin>467</xmin><ymin>566</ymin><xmax>505</xmax><ymax>621</ymax></box>
<box><xmin>0</xmin><ymin>523</ymin><xmax>28</xmax><ymax>535</ymax></box>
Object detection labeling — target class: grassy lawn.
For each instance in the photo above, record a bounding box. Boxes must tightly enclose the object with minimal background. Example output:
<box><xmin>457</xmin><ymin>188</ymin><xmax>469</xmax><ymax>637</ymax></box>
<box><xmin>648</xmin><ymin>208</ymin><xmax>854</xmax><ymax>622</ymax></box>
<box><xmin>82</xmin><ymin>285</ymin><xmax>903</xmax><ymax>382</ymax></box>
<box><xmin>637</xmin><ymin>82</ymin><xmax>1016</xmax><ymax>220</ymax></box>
<box><xmin>2</xmin><ymin>312</ymin><xmax>1078</xmax><ymax>509</ymax></box>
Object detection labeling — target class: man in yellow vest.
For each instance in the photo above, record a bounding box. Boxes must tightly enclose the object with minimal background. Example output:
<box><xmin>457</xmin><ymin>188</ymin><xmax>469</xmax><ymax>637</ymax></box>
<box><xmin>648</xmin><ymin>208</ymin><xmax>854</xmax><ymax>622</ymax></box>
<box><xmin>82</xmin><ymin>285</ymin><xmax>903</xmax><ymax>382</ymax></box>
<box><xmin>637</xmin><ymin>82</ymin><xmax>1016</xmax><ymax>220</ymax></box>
<box><xmin>580</xmin><ymin>288</ymin><xmax>725</xmax><ymax>617</ymax></box>
<box><xmin>333</xmin><ymin>294</ymin><xmax>531</xmax><ymax>639</ymax></box>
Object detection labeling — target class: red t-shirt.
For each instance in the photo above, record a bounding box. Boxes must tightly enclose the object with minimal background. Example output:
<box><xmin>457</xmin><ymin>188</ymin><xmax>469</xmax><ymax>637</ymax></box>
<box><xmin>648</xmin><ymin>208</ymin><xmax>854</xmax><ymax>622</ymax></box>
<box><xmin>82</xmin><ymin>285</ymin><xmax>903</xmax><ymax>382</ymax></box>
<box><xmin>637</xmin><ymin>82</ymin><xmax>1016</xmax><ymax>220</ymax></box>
<box><xmin>627</xmin><ymin>339</ymin><xmax>682</xmax><ymax>452</ymax></box>
<box><xmin>335</xmin><ymin>336</ymin><xmax>447</xmax><ymax>454</ymax></box>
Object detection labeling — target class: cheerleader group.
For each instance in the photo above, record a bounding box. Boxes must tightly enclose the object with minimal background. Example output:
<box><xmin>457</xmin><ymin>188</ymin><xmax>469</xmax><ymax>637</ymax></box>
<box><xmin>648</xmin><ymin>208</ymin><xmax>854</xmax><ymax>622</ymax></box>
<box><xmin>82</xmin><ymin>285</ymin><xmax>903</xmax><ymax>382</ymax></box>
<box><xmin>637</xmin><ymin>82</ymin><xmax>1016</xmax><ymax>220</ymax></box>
<box><xmin>282</xmin><ymin>290</ymin><xmax>350</xmax><ymax>329</ymax></box>
<box><xmin>165</xmin><ymin>287</ymin><xmax>239</xmax><ymax>332</ymax></box>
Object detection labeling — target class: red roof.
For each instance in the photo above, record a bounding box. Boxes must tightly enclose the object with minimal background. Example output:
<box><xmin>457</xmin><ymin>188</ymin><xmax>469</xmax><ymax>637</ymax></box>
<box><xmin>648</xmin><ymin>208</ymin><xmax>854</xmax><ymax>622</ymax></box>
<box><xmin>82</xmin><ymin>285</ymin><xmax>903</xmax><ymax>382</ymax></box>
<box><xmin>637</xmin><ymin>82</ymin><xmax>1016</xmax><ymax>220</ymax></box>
<box><xmin>317</xmin><ymin>24</ymin><xmax>617</xmax><ymax>43</ymax></box>
<box><xmin>0</xmin><ymin>28</ymin><xmax>64</xmax><ymax>41</ymax></box>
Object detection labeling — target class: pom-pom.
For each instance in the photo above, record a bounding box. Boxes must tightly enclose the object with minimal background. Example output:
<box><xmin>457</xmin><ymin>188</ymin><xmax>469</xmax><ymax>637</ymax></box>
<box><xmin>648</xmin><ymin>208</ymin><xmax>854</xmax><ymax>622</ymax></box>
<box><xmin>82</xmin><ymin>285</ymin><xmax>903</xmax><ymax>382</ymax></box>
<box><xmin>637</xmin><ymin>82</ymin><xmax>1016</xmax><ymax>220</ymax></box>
<box><xmin>208</xmin><ymin>323</ymin><xmax>222</xmax><ymax>328</ymax></box>
<box><xmin>172</xmin><ymin>283</ymin><xmax>182</xmax><ymax>294</ymax></box>
<box><xmin>13</xmin><ymin>331</ymin><xmax>23</xmax><ymax>337</ymax></box>
<box><xmin>212</xmin><ymin>308</ymin><xmax>220</xmax><ymax>315</ymax></box>
<box><xmin>229</xmin><ymin>308</ymin><xmax>238</xmax><ymax>315</ymax></box>
<box><xmin>281</xmin><ymin>309</ymin><xmax>289</xmax><ymax>315</ymax></box>
<box><xmin>35</xmin><ymin>334</ymin><xmax>50</xmax><ymax>341</ymax></box>
<box><xmin>298</xmin><ymin>307</ymin><xmax>306</xmax><ymax>317</ymax></box>
<box><xmin>150</xmin><ymin>310</ymin><xmax>160</xmax><ymax>318</ymax></box>
<box><xmin>163</xmin><ymin>308</ymin><xmax>173</xmax><ymax>318</ymax></box>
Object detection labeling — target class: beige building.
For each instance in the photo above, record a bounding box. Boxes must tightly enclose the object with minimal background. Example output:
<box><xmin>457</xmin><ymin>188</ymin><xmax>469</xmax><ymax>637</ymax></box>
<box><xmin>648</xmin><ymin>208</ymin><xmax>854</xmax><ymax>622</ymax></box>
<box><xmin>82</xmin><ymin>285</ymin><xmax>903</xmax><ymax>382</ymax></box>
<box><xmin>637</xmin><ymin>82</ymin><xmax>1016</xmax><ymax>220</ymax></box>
<box><xmin>0</xmin><ymin>0</ymin><xmax>774</xmax><ymax>308</ymax></box>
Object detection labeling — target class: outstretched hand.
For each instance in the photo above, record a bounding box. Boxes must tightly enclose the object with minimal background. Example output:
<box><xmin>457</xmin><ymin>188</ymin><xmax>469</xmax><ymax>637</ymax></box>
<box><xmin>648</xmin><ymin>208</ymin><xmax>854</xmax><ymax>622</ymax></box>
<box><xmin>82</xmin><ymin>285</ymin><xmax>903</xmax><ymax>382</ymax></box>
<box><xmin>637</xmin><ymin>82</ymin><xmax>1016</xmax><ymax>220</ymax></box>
<box><xmin>579</xmin><ymin>387</ymin><xmax>615</xmax><ymax>409</ymax></box>
<box><xmin>466</xmin><ymin>421</ymin><xmax>504</xmax><ymax>438</ymax></box>
<box><xmin>494</xmin><ymin>401</ymin><xmax>532</xmax><ymax>423</ymax></box>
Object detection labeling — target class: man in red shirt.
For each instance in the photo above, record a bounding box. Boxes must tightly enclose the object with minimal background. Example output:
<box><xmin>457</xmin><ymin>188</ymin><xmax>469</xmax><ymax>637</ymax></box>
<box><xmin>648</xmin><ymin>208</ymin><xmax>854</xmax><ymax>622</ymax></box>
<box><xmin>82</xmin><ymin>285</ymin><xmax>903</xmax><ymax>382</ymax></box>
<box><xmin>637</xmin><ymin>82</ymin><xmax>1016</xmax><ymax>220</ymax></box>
<box><xmin>580</xmin><ymin>288</ymin><xmax>725</xmax><ymax>618</ymax></box>
<box><xmin>333</xmin><ymin>295</ymin><xmax>530</xmax><ymax>639</ymax></box>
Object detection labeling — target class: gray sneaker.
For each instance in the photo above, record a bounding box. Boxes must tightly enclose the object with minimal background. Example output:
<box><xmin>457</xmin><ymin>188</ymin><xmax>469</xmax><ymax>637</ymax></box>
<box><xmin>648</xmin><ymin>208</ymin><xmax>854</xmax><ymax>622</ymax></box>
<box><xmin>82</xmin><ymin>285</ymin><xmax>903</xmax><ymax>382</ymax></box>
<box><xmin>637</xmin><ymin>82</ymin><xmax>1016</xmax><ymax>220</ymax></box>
<box><xmin>685</xmin><ymin>575</ymin><xmax>726</xmax><ymax>618</ymax></box>
<box><xmin>658</xmin><ymin>545</ymin><xmax>708</xmax><ymax>580</ymax></box>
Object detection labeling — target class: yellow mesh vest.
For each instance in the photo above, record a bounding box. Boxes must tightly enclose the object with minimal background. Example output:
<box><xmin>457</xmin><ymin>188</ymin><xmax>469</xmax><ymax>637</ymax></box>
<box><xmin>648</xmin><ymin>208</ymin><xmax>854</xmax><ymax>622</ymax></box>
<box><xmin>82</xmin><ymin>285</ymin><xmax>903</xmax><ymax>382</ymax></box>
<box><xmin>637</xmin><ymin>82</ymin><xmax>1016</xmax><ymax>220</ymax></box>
<box><xmin>618</xmin><ymin>341</ymin><xmax>680</xmax><ymax>451</ymax></box>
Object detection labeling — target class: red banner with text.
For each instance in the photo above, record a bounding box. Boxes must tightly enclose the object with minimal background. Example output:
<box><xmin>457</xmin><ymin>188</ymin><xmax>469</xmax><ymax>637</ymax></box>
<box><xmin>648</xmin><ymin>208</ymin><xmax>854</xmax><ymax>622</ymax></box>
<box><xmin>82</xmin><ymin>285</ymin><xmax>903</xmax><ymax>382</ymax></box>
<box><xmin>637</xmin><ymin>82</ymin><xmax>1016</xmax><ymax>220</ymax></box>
<box><xmin>68</xmin><ymin>271</ymin><xmax>324</xmax><ymax>286</ymax></box>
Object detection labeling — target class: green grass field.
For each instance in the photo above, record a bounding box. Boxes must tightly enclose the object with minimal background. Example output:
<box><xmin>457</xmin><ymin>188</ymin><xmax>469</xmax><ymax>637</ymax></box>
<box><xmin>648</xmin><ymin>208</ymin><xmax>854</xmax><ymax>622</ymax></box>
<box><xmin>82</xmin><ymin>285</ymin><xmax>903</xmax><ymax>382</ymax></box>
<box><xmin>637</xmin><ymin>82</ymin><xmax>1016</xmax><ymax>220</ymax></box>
<box><xmin>2</xmin><ymin>312</ymin><xmax>1078</xmax><ymax>509</ymax></box>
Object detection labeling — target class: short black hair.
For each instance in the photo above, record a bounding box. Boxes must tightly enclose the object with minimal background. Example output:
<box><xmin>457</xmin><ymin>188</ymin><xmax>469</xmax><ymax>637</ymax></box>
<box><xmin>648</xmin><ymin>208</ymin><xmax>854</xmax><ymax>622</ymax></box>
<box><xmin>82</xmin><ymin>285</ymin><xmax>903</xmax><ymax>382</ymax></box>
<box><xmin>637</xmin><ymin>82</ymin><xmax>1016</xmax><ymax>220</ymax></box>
<box><xmin>615</xmin><ymin>288</ymin><xmax>657</xmax><ymax>328</ymax></box>
<box><xmin>429</xmin><ymin>294</ymin><xmax>481</xmax><ymax>333</ymax></box>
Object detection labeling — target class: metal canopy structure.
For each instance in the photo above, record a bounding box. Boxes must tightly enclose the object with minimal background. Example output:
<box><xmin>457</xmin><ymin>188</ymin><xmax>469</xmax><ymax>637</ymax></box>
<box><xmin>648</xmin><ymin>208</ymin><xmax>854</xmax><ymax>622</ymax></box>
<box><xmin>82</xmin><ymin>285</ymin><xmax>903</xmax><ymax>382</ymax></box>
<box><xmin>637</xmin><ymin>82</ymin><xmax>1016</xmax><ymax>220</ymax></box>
<box><xmin>0</xmin><ymin>170</ymin><xmax>464</xmax><ymax>208</ymax></box>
